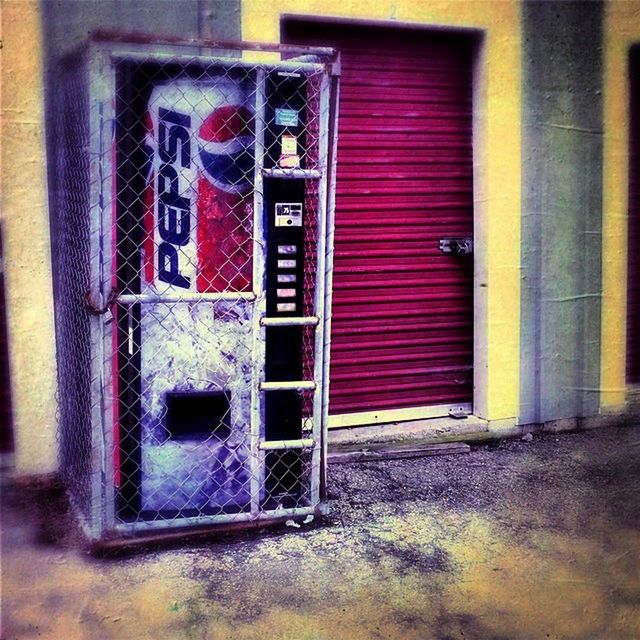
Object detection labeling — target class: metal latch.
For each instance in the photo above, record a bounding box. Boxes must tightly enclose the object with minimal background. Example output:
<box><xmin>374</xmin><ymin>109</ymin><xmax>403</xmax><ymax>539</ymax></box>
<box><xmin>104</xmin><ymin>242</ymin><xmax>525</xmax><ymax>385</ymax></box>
<box><xmin>439</xmin><ymin>237</ymin><xmax>473</xmax><ymax>257</ymax></box>
<box><xmin>448</xmin><ymin>407</ymin><xmax>469</xmax><ymax>419</ymax></box>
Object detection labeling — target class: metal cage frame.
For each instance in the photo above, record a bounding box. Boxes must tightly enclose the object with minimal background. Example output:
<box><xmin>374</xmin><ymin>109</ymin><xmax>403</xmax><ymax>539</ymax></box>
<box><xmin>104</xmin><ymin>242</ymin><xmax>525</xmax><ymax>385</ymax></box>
<box><xmin>53</xmin><ymin>35</ymin><xmax>339</xmax><ymax>541</ymax></box>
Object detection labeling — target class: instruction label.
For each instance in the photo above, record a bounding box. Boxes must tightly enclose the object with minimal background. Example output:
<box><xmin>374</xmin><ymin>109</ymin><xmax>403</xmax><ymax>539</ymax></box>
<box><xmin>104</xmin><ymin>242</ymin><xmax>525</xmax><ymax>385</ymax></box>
<box><xmin>275</xmin><ymin>108</ymin><xmax>299</xmax><ymax>127</ymax></box>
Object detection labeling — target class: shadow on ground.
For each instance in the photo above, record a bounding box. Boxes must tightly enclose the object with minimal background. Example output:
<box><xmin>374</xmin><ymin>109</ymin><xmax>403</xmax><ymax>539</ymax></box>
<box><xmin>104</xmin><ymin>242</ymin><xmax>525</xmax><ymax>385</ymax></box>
<box><xmin>2</xmin><ymin>426</ymin><xmax>640</xmax><ymax>639</ymax></box>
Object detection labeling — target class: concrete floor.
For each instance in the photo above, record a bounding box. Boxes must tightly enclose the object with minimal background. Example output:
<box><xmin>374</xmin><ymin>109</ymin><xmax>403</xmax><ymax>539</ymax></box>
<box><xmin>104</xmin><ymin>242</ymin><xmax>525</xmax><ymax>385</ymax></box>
<box><xmin>2</xmin><ymin>425</ymin><xmax>640</xmax><ymax>639</ymax></box>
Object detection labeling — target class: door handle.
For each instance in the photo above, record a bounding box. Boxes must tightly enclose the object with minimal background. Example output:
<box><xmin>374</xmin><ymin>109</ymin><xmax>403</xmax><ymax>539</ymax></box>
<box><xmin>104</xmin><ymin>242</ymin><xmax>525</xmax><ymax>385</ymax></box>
<box><xmin>439</xmin><ymin>237</ymin><xmax>473</xmax><ymax>257</ymax></box>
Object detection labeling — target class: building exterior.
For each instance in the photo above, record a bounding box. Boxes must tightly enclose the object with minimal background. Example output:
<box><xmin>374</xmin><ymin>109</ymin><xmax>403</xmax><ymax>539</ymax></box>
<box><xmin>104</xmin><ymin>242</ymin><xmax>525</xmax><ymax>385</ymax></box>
<box><xmin>1</xmin><ymin>0</ymin><xmax>639</xmax><ymax>477</ymax></box>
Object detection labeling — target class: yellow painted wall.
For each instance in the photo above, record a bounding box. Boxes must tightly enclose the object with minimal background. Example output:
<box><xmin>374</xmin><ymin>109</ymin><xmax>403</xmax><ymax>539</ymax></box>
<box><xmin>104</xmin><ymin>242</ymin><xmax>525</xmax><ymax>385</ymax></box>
<box><xmin>243</xmin><ymin>0</ymin><xmax>521</xmax><ymax>421</ymax></box>
<box><xmin>601</xmin><ymin>1</ymin><xmax>640</xmax><ymax>408</ymax></box>
<box><xmin>1</xmin><ymin>0</ymin><xmax>58</xmax><ymax>472</ymax></box>
<box><xmin>0</xmin><ymin>0</ymin><xmax>522</xmax><ymax>479</ymax></box>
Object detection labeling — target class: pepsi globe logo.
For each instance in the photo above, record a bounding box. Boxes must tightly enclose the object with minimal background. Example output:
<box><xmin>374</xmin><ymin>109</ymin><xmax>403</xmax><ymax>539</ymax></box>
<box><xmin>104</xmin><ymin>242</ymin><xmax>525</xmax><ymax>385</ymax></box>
<box><xmin>198</xmin><ymin>105</ymin><xmax>254</xmax><ymax>194</ymax></box>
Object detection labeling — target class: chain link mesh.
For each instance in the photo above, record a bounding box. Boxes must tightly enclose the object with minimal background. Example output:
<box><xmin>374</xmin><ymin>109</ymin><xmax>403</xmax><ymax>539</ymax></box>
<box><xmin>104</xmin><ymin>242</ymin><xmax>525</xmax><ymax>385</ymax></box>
<box><xmin>53</xmin><ymin>45</ymin><xmax>333</xmax><ymax>536</ymax></box>
<box><xmin>55</xmin><ymin>52</ymin><xmax>96</xmax><ymax>525</ymax></box>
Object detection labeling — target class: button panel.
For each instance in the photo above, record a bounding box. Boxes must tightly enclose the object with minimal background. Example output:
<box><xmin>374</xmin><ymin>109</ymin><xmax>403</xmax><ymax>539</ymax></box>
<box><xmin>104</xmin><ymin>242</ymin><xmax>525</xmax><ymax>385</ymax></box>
<box><xmin>269</xmin><ymin>196</ymin><xmax>303</xmax><ymax>314</ymax></box>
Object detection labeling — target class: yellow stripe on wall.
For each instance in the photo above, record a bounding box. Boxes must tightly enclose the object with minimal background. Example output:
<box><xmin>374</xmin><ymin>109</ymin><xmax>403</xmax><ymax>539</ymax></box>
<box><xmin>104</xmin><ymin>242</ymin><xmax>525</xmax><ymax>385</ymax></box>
<box><xmin>601</xmin><ymin>1</ymin><xmax>640</xmax><ymax>408</ymax></box>
<box><xmin>1</xmin><ymin>0</ymin><xmax>58</xmax><ymax>472</ymax></box>
<box><xmin>242</xmin><ymin>0</ymin><xmax>521</xmax><ymax>421</ymax></box>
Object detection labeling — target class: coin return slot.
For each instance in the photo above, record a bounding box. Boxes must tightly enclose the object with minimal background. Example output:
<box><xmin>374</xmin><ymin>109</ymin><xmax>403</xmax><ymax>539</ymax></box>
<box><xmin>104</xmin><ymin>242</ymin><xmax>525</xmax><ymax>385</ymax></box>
<box><xmin>277</xmin><ymin>303</ymin><xmax>296</xmax><ymax>312</ymax></box>
<box><xmin>277</xmin><ymin>288</ymin><xmax>296</xmax><ymax>298</ymax></box>
<box><xmin>278</xmin><ymin>245</ymin><xmax>297</xmax><ymax>255</ymax></box>
<box><xmin>278</xmin><ymin>259</ymin><xmax>297</xmax><ymax>269</ymax></box>
<box><xmin>277</xmin><ymin>273</ymin><xmax>296</xmax><ymax>283</ymax></box>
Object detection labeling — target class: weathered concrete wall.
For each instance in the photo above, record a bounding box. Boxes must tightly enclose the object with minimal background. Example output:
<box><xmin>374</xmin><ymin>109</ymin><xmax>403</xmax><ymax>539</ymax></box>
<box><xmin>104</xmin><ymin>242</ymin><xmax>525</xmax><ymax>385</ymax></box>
<box><xmin>2</xmin><ymin>0</ymin><xmax>56</xmax><ymax>474</ymax></box>
<box><xmin>5</xmin><ymin>0</ymin><xmax>634</xmax><ymax>478</ymax></box>
<box><xmin>520</xmin><ymin>1</ymin><xmax>604</xmax><ymax>423</ymax></box>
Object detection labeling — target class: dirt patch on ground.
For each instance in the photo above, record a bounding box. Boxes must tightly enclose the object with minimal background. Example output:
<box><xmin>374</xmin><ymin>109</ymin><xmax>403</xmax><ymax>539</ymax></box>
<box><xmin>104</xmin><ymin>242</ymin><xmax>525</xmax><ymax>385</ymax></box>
<box><xmin>2</xmin><ymin>425</ymin><xmax>640</xmax><ymax>639</ymax></box>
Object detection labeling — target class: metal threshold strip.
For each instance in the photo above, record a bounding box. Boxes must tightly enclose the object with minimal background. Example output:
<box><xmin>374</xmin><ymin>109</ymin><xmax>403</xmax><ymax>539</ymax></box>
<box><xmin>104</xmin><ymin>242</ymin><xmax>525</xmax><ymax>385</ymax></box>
<box><xmin>260</xmin><ymin>381</ymin><xmax>317</xmax><ymax>391</ymax></box>
<box><xmin>259</xmin><ymin>438</ymin><xmax>315</xmax><ymax>450</ymax></box>
<box><xmin>260</xmin><ymin>316</ymin><xmax>319</xmax><ymax>326</ymax></box>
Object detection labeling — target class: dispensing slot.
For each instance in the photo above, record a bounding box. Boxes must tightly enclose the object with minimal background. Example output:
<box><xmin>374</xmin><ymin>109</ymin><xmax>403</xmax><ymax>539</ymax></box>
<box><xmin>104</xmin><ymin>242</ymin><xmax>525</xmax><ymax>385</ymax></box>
<box><xmin>165</xmin><ymin>391</ymin><xmax>231</xmax><ymax>441</ymax></box>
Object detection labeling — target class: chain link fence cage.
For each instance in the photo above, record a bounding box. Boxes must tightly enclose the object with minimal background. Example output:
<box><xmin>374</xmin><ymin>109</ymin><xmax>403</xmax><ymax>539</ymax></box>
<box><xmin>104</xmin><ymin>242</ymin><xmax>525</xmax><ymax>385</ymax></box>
<box><xmin>52</xmin><ymin>35</ymin><xmax>339</xmax><ymax>541</ymax></box>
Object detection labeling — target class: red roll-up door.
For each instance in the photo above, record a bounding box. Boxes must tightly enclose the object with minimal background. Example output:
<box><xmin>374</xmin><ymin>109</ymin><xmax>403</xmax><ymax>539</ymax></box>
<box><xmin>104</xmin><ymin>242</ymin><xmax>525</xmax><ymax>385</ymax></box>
<box><xmin>283</xmin><ymin>21</ymin><xmax>475</xmax><ymax>420</ymax></box>
<box><xmin>628</xmin><ymin>46</ymin><xmax>640</xmax><ymax>384</ymax></box>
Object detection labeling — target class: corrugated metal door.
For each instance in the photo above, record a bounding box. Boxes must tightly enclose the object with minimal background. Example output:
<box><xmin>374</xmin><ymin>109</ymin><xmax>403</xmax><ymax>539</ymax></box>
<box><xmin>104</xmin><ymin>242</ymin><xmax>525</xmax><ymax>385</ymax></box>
<box><xmin>628</xmin><ymin>46</ymin><xmax>640</xmax><ymax>384</ymax></box>
<box><xmin>283</xmin><ymin>21</ymin><xmax>475</xmax><ymax>421</ymax></box>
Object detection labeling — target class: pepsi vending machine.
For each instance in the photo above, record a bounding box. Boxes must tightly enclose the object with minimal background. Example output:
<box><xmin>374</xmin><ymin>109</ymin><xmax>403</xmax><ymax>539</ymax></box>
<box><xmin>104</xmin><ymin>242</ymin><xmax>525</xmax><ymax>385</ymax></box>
<box><xmin>53</xmin><ymin>36</ymin><xmax>339</xmax><ymax>540</ymax></box>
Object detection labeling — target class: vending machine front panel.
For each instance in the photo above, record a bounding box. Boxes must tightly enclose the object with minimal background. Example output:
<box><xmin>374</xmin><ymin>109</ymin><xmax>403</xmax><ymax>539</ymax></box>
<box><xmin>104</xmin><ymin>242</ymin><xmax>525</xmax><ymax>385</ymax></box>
<box><xmin>113</xmin><ymin>61</ymin><xmax>257</xmax><ymax>520</ymax></box>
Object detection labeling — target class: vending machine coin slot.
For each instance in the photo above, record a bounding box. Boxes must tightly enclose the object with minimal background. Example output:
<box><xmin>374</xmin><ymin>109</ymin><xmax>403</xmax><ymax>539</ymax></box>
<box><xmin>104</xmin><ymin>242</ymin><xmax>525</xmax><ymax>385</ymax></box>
<box><xmin>275</xmin><ymin>203</ymin><xmax>303</xmax><ymax>227</ymax></box>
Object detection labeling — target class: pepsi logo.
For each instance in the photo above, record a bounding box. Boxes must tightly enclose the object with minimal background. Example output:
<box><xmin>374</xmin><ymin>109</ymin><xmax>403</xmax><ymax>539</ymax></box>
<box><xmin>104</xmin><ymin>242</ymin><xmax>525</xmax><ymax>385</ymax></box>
<box><xmin>198</xmin><ymin>105</ymin><xmax>254</xmax><ymax>194</ymax></box>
